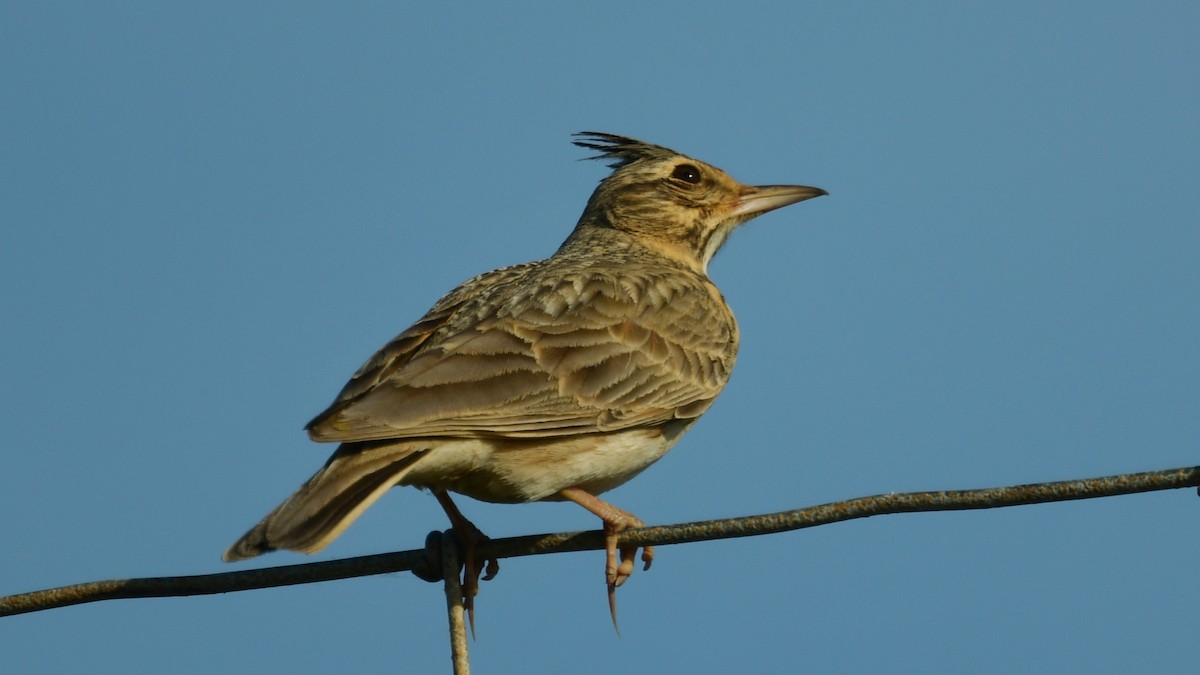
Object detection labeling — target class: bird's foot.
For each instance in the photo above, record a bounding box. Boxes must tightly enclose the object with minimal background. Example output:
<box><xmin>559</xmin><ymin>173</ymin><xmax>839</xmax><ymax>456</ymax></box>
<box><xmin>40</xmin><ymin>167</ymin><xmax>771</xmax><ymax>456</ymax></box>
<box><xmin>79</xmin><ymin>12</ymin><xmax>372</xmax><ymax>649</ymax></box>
<box><xmin>435</xmin><ymin>490</ymin><xmax>499</xmax><ymax>637</ymax></box>
<box><xmin>603</xmin><ymin>510</ymin><xmax>653</xmax><ymax>588</ymax></box>
<box><xmin>559</xmin><ymin>487</ymin><xmax>653</xmax><ymax>634</ymax></box>
<box><xmin>455</xmin><ymin>519</ymin><xmax>500</xmax><ymax>636</ymax></box>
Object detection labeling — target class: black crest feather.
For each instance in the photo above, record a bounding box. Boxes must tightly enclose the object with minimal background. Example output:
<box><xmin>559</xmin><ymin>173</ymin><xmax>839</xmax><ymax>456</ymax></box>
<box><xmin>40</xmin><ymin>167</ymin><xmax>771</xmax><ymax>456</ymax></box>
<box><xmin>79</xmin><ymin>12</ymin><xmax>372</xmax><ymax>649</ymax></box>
<box><xmin>572</xmin><ymin>132</ymin><xmax>682</xmax><ymax>168</ymax></box>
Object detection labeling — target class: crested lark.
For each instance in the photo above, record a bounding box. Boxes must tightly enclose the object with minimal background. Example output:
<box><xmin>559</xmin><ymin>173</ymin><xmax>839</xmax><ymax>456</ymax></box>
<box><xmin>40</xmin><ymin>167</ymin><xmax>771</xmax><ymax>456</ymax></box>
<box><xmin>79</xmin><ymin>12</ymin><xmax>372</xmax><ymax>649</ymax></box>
<box><xmin>224</xmin><ymin>132</ymin><xmax>825</xmax><ymax>625</ymax></box>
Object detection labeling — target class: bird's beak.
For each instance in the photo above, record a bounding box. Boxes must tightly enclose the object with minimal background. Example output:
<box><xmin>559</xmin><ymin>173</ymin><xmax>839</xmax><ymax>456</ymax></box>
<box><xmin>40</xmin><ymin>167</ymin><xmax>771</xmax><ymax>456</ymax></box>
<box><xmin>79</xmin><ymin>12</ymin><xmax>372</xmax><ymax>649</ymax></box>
<box><xmin>731</xmin><ymin>184</ymin><xmax>827</xmax><ymax>218</ymax></box>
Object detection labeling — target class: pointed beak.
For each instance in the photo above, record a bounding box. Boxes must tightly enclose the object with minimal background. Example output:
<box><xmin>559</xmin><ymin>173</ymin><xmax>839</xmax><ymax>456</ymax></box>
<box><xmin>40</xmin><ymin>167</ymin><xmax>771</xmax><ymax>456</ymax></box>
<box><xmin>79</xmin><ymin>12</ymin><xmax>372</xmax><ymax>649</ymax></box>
<box><xmin>731</xmin><ymin>184</ymin><xmax>827</xmax><ymax>219</ymax></box>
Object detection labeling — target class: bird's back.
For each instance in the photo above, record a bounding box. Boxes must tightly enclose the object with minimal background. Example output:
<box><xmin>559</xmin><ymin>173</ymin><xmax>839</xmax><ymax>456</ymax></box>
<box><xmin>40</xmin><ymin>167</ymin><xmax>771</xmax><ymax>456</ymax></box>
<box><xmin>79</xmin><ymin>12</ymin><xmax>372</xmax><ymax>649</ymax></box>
<box><xmin>306</xmin><ymin>227</ymin><xmax>739</xmax><ymax>446</ymax></box>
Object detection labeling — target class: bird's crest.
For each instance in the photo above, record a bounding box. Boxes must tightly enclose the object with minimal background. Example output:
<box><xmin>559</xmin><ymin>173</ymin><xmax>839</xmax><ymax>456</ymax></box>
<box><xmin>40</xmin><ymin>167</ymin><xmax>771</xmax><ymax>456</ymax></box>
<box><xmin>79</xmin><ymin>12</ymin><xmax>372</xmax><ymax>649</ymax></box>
<box><xmin>572</xmin><ymin>132</ymin><xmax>682</xmax><ymax>169</ymax></box>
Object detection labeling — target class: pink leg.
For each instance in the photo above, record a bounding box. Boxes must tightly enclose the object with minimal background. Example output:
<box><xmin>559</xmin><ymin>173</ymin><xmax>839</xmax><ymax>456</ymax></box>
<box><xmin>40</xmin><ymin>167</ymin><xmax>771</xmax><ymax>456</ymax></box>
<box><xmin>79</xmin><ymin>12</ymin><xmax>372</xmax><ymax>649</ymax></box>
<box><xmin>559</xmin><ymin>486</ymin><xmax>654</xmax><ymax>632</ymax></box>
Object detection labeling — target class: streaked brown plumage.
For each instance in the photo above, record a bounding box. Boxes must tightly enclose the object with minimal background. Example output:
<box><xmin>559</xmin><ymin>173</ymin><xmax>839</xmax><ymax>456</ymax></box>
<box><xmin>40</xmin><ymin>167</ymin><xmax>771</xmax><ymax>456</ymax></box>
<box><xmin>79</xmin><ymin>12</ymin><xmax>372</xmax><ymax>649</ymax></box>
<box><xmin>223</xmin><ymin>132</ymin><xmax>825</xmax><ymax>626</ymax></box>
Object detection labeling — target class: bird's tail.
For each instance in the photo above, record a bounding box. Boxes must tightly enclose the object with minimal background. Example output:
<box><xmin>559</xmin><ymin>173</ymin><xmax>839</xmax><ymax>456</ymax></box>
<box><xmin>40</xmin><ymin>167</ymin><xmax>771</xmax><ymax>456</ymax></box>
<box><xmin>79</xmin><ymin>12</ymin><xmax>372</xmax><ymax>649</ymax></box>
<box><xmin>222</xmin><ymin>442</ymin><xmax>426</xmax><ymax>562</ymax></box>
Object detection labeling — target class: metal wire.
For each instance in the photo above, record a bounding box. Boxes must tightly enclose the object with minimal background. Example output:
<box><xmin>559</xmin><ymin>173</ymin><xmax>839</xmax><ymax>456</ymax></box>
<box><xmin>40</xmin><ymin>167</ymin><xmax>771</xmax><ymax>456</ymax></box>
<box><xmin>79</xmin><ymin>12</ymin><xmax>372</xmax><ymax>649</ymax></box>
<box><xmin>3</xmin><ymin>465</ymin><xmax>1197</xmax><ymax>619</ymax></box>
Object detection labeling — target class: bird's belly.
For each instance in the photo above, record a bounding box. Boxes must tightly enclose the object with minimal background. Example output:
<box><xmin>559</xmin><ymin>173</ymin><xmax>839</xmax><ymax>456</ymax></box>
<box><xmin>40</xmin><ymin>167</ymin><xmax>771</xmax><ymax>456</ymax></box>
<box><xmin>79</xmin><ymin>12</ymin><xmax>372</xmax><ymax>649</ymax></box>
<box><xmin>402</xmin><ymin>420</ymin><xmax>693</xmax><ymax>503</ymax></box>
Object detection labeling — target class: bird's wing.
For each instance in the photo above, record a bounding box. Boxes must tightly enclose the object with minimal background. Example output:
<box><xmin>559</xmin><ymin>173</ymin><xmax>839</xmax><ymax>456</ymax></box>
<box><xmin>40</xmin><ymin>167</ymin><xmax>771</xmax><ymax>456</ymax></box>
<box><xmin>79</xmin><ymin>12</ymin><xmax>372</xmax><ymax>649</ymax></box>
<box><xmin>306</xmin><ymin>266</ymin><xmax>737</xmax><ymax>442</ymax></box>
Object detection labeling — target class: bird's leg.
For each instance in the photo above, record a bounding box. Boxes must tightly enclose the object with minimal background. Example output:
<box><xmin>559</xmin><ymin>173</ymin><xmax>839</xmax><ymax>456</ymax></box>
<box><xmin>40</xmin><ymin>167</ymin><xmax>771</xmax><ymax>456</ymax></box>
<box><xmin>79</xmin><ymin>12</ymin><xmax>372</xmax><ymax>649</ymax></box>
<box><xmin>559</xmin><ymin>486</ymin><xmax>653</xmax><ymax>631</ymax></box>
<box><xmin>434</xmin><ymin>489</ymin><xmax>498</xmax><ymax>635</ymax></box>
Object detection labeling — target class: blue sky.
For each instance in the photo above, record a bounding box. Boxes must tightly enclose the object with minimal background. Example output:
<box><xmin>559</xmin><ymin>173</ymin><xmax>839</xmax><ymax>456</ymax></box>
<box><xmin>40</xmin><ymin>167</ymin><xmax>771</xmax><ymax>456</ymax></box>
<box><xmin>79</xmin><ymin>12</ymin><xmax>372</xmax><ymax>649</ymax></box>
<box><xmin>3</xmin><ymin>3</ymin><xmax>1197</xmax><ymax>673</ymax></box>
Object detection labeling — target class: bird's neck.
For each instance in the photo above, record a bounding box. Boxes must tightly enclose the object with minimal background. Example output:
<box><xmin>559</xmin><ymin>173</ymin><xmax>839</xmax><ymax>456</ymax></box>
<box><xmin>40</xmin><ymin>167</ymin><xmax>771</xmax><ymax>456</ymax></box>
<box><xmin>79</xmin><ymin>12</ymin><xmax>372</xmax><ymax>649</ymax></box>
<box><xmin>560</xmin><ymin>218</ymin><xmax>709</xmax><ymax>276</ymax></box>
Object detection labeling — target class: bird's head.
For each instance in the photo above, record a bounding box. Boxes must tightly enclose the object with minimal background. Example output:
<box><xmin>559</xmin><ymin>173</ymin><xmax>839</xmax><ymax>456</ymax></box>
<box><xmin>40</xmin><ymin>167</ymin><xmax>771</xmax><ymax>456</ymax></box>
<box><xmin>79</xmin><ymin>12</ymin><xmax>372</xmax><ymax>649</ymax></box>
<box><xmin>570</xmin><ymin>132</ymin><xmax>826</xmax><ymax>273</ymax></box>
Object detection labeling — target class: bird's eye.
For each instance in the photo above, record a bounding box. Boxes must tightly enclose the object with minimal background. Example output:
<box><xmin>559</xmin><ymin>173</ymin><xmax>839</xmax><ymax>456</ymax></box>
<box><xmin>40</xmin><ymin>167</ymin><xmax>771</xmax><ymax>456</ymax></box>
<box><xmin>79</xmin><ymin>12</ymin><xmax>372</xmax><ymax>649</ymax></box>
<box><xmin>670</xmin><ymin>163</ymin><xmax>702</xmax><ymax>185</ymax></box>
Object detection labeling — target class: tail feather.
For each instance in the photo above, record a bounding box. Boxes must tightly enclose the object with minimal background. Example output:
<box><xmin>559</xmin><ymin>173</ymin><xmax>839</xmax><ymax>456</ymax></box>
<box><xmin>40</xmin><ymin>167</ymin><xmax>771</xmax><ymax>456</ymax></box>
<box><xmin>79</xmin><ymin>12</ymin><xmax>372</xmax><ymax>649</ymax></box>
<box><xmin>223</xmin><ymin>442</ymin><xmax>425</xmax><ymax>562</ymax></box>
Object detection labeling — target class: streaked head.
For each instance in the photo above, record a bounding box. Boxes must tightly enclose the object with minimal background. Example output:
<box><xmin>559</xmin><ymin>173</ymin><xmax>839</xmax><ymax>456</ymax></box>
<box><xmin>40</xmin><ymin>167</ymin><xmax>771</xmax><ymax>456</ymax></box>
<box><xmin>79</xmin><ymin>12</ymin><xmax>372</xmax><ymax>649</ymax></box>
<box><xmin>571</xmin><ymin>132</ymin><xmax>826</xmax><ymax>272</ymax></box>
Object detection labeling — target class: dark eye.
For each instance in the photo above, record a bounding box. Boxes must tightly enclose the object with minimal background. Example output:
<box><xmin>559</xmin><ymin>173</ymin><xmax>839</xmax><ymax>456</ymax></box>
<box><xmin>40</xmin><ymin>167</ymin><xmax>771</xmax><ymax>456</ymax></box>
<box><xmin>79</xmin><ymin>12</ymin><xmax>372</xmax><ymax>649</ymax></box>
<box><xmin>670</xmin><ymin>163</ymin><xmax>702</xmax><ymax>184</ymax></box>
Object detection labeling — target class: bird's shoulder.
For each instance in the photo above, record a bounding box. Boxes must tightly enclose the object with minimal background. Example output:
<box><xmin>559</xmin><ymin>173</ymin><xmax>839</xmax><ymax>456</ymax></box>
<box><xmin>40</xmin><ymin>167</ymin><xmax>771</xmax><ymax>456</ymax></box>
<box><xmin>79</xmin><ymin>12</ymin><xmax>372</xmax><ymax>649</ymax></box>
<box><xmin>315</xmin><ymin>260</ymin><xmax>542</xmax><ymax>407</ymax></box>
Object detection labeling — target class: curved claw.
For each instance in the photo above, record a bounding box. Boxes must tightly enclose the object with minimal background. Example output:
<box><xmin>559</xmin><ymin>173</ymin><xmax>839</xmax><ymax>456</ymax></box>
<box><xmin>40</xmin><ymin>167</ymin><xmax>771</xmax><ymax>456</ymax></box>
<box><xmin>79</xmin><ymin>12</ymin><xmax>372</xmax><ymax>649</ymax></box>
<box><xmin>558</xmin><ymin>486</ymin><xmax>655</xmax><ymax>634</ymax></box>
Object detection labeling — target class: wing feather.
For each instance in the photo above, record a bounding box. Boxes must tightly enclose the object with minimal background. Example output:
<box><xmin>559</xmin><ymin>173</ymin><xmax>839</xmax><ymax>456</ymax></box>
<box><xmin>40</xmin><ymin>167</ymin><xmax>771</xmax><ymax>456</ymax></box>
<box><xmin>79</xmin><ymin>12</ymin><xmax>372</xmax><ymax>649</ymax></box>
<box><xmin>306</xmin><ymin>263</ymin><xmax>737</xmax><ymax>443</ymax></box>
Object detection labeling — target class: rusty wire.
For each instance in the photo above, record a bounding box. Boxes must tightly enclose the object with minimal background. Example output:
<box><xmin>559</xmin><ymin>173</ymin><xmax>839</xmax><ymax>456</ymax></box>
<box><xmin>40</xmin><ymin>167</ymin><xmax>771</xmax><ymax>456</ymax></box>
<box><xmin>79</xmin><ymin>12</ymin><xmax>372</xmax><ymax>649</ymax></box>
<box><xmin>3</xmin><ymin>465</ymin><xmax>1198</xmax><ymax>619</ymax></box>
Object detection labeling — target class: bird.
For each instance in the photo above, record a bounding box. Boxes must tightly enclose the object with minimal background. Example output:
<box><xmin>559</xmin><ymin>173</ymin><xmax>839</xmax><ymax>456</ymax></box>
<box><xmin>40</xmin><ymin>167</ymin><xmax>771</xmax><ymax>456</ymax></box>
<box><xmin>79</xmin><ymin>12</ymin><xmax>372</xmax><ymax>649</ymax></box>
<box><xmin>223</xmin><ymin>131</ymin><xmax>825</xmax><ymax>629</ymax></box>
